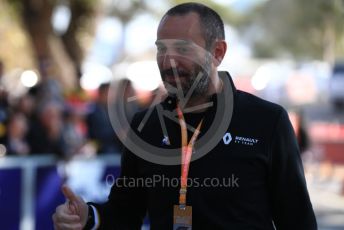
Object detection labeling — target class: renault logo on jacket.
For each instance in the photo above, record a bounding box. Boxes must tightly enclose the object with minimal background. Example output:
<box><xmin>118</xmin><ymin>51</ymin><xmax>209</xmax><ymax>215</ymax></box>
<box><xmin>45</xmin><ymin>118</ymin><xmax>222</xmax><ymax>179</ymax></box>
<box><xmin>223</xmin><ymin>132</ymin><xmax>232</xmax><ymax>145</ymax></box>
<box><xmin>223</xmin><ymin>132</ymin><xmax>259</xmax><ymax>146</ymax></box>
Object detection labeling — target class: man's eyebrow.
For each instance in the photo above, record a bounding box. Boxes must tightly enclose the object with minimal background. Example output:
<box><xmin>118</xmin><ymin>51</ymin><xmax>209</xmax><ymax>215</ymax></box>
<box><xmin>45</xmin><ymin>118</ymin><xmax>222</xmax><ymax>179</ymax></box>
<box><xmin>155</xmin><ymin>39</ymin><xmax>192</xmax><ymax>46</ymax></box>
<box><xmin>174</xmin><ymin>40</ymin><xmax>191</xmax><ymax>46</ymax></box>
<box><xmin>155</xmin><ymin>40</ymin><xmax>164</xmax><ymax>46</ymax></box>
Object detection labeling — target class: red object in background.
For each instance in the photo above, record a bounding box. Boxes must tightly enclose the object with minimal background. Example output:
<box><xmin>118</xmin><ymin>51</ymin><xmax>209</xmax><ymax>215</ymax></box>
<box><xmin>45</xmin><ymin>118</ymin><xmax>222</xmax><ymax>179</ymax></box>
<box><xmin>310</xmin><ymin>122</ymin><xmax>344</xmax><ymax>143</ymax></box>
<box><xmin>310</xmin><ymin>122</ymin><xmax>344</xmax><ymax>163</ymax></box>
<box><xmin>320</xmin><ymin>142</ymin><xmax>344</xmax><ymax>163</ymax></box>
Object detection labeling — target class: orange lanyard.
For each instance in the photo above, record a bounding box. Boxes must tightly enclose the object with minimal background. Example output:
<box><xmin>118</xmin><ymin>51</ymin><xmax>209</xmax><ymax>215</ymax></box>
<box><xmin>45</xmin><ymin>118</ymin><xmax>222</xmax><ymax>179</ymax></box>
<box><xmin>176</xmin><ymin>105</ymin><xmax>204</xmax><ymax>208</ymax></box>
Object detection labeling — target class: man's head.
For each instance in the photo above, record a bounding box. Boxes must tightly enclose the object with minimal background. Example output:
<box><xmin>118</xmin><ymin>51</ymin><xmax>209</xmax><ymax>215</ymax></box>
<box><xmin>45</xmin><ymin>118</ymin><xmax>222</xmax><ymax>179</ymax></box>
<box><xmin>164</xmin><ymin>2</ymin><xmax>225</xmax><ymax>50</ymax></box>
<box><xmin>156</xmin><ymin>3</ymin><xmax>227</xmax><ymax>99</ymax></box>
<box><xmin>98</xmin><ymin>82</ymin><xmax>110</xmax><ymax>105</ymax></box>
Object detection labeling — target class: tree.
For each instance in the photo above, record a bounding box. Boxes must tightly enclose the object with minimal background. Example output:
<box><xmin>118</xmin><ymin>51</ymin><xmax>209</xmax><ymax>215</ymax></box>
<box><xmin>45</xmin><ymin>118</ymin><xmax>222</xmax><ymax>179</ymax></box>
<box><xmin>0</xmin><ymin>1</ymin><xmax>35</xmax><ymax>71</ymax></box>
<box><xmin>169</xmin><ymin>0</ymin><xmax>239</xmax><ymax>23</ymax></box>
<box><xmin>7</xmin><ymin>0</ymin><xmax>95</xmax><ymax>89</ymax></box>
<box><xmin>245</xmin><ymin>0</ymin><xmax>344</xmax><ymax>63</ymax></box>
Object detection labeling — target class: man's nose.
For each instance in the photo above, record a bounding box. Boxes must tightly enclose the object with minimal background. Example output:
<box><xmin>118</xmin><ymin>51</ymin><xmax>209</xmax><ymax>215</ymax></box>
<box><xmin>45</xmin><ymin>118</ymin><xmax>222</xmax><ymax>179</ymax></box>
<box><xmin>160</xmin><ymin>52</ymin><xmax>179</xmax><ymax>70</ymax></box>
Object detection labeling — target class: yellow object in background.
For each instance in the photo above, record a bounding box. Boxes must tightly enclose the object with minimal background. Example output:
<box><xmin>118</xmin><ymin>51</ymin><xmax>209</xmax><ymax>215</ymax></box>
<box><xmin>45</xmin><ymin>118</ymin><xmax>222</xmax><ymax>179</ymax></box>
<box><xmin>0</xmin><ymin>123</ymin><xmax>6</xmax><ymax>138</ymax></box>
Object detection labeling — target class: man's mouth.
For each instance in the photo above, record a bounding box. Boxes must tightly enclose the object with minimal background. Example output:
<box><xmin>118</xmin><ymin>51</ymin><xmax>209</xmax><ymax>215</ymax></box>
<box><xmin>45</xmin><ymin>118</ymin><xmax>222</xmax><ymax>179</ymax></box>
<box><xmin>161</xmin><ymin>68</ymin><xmax>189</xmax><ymax>79</ymax></box>
<box><xmin>163</xmin><ymin>75</ymin><xmax>187</xmax><ymax>86</ymax></box>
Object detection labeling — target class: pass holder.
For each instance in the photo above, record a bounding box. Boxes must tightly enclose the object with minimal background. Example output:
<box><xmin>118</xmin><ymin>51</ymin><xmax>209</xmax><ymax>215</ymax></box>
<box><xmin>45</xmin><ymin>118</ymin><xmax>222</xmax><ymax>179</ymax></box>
<box><xmin>173</xmin><ymin>204</ymin><xmax>192</xmax><ymax>230</ymax></box>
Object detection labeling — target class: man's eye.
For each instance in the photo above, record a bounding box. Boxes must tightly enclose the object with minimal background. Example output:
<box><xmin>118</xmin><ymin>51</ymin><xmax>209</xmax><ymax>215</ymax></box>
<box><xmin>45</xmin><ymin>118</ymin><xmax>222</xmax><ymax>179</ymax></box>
<box><xmin>157</xmin><ymin>46</ymin><xmax>166</xmax><ymax>53</ymax></box>
<box><xmin>176</xmin><ymin>46</ymin><xmax>189</xmax><ymax>54</ymax></box>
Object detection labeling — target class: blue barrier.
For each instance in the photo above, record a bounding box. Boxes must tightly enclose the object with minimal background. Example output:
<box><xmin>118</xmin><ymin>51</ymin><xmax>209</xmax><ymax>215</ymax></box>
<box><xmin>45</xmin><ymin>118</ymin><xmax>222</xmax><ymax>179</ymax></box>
<box><xmin>0</xmin><ymin>154</ymin><xmax>121</xmax><ymax>230</ymax></box>
<box><xmin>0</xmin><ymin>168</ymin><xmax>21</xmax><ymax>230</ymax></box>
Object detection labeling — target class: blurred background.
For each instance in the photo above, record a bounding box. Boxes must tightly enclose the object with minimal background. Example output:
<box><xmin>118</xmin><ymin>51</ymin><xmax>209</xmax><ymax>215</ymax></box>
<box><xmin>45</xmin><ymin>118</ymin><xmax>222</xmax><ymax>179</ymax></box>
<box><xmin>0</xmin><ymin>0</ymin><xmax>343</xmax><ymax>229</ymax></box>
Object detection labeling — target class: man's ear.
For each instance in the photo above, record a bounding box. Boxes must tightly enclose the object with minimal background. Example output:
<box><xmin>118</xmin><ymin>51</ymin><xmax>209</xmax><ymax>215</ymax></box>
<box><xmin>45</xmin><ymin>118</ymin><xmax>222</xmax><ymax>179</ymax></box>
<box><xmin>212</xmin><ymin>40</ymin><xmax>227</xmax><ymax>67</ymax></box>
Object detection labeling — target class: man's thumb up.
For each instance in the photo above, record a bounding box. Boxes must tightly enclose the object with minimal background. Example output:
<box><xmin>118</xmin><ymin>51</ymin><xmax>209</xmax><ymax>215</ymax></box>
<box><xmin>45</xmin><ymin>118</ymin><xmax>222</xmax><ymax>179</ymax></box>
<box><xmin>62</xmin><ymin>185</ymin><xmax>81</xmax><ymax>215</ymax></box>
<box><xmin>52</xmin><ymin>185</ymin><xmax>89</xmax><ymax>229</ymax></box>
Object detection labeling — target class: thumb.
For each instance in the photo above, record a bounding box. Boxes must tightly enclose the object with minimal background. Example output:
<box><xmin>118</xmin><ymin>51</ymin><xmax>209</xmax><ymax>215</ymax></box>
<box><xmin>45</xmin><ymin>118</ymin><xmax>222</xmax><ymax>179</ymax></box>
<box><xmin>62</xmin><ymin>185</ymin><xmax>78</xmax><ymax>202</ymax></box>
<box><xmin>61</xmin><ymin>185</ymin><xmax>80</xmax><ymax>214</ymax></box>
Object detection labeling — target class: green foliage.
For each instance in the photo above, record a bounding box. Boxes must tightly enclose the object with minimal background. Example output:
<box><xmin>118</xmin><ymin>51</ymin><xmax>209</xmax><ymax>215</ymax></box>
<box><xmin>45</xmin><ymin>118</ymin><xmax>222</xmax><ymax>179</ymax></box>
<box><xmin>247</xmin><ymin>0</ymin><xmax>344</xmax><ymax>61</ymax></box>
<box><xmin>168</xmin><ymin>0</ymin><xmax>240</xmax><ymax>24</ymax></box>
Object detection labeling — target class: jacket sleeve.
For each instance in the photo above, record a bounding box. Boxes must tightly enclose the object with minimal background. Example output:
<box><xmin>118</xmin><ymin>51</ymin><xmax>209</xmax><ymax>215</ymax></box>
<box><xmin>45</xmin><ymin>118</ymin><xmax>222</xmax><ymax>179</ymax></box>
<box><xmin>87</xmin><ymin>114</ymin><xmax>147</xmax><ymax>229</ymax></box>
<box><xmin>269</xmin><ymin>109</ymin><xmax>317</xmax><ymax>230</ymax></box>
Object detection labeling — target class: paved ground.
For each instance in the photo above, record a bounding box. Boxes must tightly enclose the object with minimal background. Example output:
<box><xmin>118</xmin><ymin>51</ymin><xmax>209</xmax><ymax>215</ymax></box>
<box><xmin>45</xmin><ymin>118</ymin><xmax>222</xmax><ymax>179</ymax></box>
<box><xmin>302</xmin><ymin>102</ymin><xmax>344</xmax><ymax>229</ymax></box>
<box><xmin>305</xmin><ymin>163</ymin><xmax>344</xmax><ymax>230</ymax></box>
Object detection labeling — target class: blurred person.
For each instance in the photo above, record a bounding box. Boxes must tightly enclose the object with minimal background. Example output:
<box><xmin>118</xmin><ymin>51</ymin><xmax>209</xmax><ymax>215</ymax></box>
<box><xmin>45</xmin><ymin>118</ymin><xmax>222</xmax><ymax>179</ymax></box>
<box><xmin>53</xmin><ymin>3</ymin><xmax>317</xmax><ymax>230</ymax></box>
<box><xmin>117</xmin><ymin>78</ymin><xmax>139</xmax><ymax>124</ymax></box>
<box><xmin>13</xmin><ymin>88</ymin><xmax>41</xmax><ymax>153</ymax></box>
<box><xmin>0</xmin><ymin>112</ymin><xmax>30</xmax><ymax>156</ymax></box>
<box><xmin>0</xmin><ymin>60</ymin><xmax>9</xmax><ymax>141</ymax></box>
<box><xmin>86</xmin><ymin>82</ymin><xmax>122</xmax><ymax>154</ymax></box>
<box><xmin>0</xmin><ymin>60</ymin><xmax>3</xmax><ymax>77</ymax></box>
<box><xmin>62</xmin><ymin>105</ymin><xmax>88</xmax><ymax>158</ymax></box>
<box><xmin>30</xmin><ymin>57</ymin><xmax>65</xmax><ymax>109</ymax></box>
<box><xmin>109</xmin><ymin>78</ymin><xmax>141</xmax><ymax>141</ymax></box>
<box><xmin>27</xmin><ymin>100</ymin><xmax>67</xmax><ymax>157</ymax></box>
<box><xmin>288</xmin><ymin>109</ymin><xmax>310</xmax><ymax>154</ymax></box>
<box><xmin>15</xmin><ymin>89</ymin><xmax>37</xmax><ymax>119</ymax></box>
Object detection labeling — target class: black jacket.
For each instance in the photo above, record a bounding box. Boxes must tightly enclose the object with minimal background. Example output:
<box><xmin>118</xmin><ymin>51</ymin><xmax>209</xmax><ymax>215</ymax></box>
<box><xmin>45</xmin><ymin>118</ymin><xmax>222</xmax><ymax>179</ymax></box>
<box><xmin>90</xmin><ymin>72</ymin><xmax>317</xmax><ymax>230</ymax></box>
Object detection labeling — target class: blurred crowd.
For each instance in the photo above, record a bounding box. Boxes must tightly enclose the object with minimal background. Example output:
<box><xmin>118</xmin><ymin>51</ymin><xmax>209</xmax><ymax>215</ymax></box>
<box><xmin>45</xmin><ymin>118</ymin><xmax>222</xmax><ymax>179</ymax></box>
<box><xmin>0</xmin><ymin>60</ymin><xmax>153</xmax><ymax>159</ymax></box>
<box><xmin>0</xmin><ymin>58</ymin><xmax>312</xmax><ymax>159</ymax></box>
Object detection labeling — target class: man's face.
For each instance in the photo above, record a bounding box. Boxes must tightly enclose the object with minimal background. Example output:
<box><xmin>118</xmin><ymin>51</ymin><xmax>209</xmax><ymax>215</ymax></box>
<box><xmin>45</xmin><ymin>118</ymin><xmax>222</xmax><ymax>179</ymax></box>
<box><xmin>156</xmin><ymin>13</ymin><xmax>212</xmax><ymax>98</ymax></box>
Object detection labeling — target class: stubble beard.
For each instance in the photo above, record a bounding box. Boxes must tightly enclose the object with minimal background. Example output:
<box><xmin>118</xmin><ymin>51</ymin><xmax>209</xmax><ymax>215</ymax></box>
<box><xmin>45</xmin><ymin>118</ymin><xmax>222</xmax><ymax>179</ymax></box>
<box><xmin>164</xmin><ymin>53</ymin><xmax>212</xmax><ymax>101</ymax></box>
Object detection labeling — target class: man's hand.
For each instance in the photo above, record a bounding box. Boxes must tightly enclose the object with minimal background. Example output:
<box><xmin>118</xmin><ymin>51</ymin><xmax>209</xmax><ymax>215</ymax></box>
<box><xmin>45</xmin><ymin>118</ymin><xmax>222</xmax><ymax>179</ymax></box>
<box><xmin>52</xmin><ymin>185</ymin><xmax>89</xmax><ymax>230</ymax></box>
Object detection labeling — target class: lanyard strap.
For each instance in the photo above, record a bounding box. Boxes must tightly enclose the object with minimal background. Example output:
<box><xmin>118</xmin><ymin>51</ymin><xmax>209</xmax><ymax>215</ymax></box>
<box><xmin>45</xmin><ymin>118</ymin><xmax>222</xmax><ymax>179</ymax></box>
<box><xmin>176</xmin><ymin>105</ymin><xmax>204</xmax><ymax>208</ymax></box>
